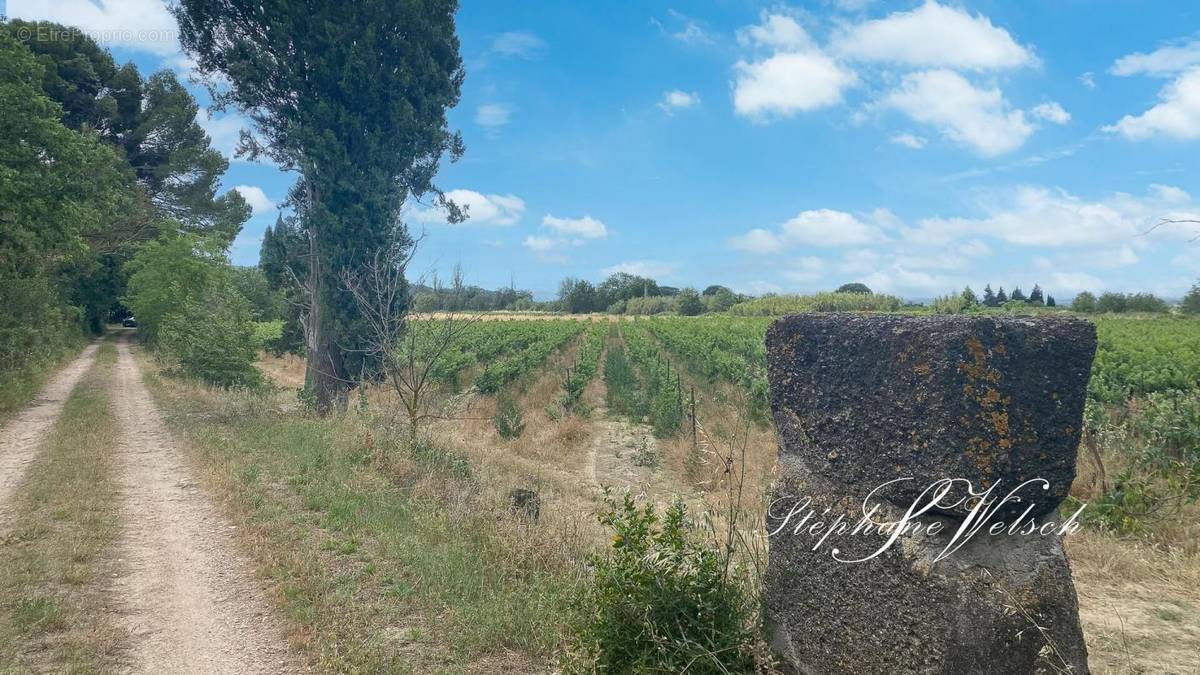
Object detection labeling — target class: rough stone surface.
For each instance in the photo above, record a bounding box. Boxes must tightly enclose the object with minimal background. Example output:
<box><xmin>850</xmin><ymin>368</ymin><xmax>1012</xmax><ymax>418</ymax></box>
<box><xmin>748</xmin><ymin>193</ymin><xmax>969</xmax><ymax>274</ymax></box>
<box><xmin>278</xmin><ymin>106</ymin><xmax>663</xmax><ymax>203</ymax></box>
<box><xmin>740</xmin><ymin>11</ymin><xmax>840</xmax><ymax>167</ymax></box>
<box><xmin>765</xmin><ymin>313</ymin><xmax>1096</xmax><ymax>518</ymax></box>
<box><xmin>765</xmin><ymin>467</ymin><xmax>1090</xmax><ymax>675</ymax></box>
<box><xmin>763</xmin><ymin>313</ymin><xmax>1094</xmax><ymax>675</ymax></box>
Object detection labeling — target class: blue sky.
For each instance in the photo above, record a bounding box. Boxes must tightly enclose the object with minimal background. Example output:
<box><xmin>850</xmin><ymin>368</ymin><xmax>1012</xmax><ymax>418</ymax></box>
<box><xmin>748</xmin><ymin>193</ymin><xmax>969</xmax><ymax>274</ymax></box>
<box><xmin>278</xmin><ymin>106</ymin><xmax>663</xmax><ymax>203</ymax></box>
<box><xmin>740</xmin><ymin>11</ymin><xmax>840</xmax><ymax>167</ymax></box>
<box><xmin>12</xmin><ymin>1</ymin><xmax>1200</xmax><ymax>300</ymax></box>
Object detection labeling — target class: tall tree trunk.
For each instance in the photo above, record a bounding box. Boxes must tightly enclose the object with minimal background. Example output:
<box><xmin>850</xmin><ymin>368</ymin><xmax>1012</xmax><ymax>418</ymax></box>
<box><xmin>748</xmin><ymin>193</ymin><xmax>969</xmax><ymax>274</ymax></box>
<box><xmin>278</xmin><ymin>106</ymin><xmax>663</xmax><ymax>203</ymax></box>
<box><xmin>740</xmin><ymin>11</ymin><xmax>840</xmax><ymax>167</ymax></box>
<box><xmin>303</xmin><ymin>213</ymin><xmax>348</xmax><ymax>414</ymax></box>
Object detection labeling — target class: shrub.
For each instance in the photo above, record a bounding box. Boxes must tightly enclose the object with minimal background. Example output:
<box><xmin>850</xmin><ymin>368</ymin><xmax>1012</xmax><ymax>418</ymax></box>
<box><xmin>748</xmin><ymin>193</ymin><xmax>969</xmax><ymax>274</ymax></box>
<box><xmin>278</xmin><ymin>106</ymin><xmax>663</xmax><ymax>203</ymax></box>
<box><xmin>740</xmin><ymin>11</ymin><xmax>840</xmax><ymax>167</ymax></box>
<box><xmin>676</xmin><ymin>288</ymin><xmax>705</xmax><ymax>316</ymax></box>
<box><xmin>494</xmin><ymin>391</ymin><xmax>526</xmax><ymax>439</ymax></box>
<box><xmin>624</xmin><ymin>296</ymin><xmax>675</xmax><ymax>315</ymax></box>
<box><xmin>1071</xmin><ymin>291</ymin><xmax>1097</xmax><ymax>313</ymax></box>
<box><xmin>567</xmin><ymin>494</ymin><xmax>758</xmax><ymax>674</ymax></box>
<box><xmin>158</xmin><ymin>283</ymin><xmax>262</xmax><ymax>388</ymax></box>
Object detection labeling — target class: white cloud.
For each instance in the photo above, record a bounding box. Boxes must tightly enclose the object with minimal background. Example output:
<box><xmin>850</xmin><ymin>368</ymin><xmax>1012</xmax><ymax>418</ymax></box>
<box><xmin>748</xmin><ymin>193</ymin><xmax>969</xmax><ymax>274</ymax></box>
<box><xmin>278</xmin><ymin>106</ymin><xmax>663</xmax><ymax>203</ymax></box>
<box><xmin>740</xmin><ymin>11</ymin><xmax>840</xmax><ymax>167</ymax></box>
<box><xmin>730</xmin><ymin>209</ymin><xmax>889</xmax><ymax>253</ymax></box>
<box><xmin>522</xmin><ymin>235</ymin><xmax>569</xmax><ymax>263</ymax></box>
<box><xmin>490</xmin><ymin>31</ymin><xmax>546</xmax><ymax>58</ymax></box>
<box><xmin>1111</xmin><ymin>39</ymin><xmax>1200</xmax><ymax>77</ymax></box>
<box><xmin>890</xmin><ymin>133</ymin><xmax>927</xmax><ymax>149</ymax></box>
<box><xmin>833</xmin><ymin>1</ymin><xmax>1034</xmax><ymax>70</ymax></box>
<box><xmin>522</xmin><ymin>235</ymin><xmax>557</xmax><ymax>253</ymax></box>
<box><xmin>734</xmin><ymin>51</ymin><xmax>857</xmax><ymax>119</ymax></box>
<box><xmin>601</xmin><ymin>260</ymin><xmax>676</xmax><ymax>278</ymax></box>
<box><xmin>1104</xmin><ymin>67</ymin><xmax>1200</xmax><ymax>141</ymax></box>
<box><xmin>732</xmin><ymin>14</ymin><xmax>856</xmax><ymax>120</ymax></box>
<box><xmin>783</xmin><ymin>256</ymin><xmax>827</xmax><ymax>282</ymax></box>
<box><xmin>861</xmin><ymin>265</ymin><xmax>962</xmax><ymax>294</ymax></box>
<box><xmin>12</xmin><ymin>0</ymin><xmax>179</xmax><ymax>55</ymax></box>
<box><xmin>883</xmin><ymin>69</ymin><xmax>1034</xmax><ymax>156</ymax></box>
<box><xmin>195</xmin><ymin>109</ymin><xmax>247</xmax><ymax>161</ymax></box>
<box><xmin>412</xmin><ymin>190</ymin><xmax>525</xmax><ymax>226</ymax></box>
<box><xmin>542</xmin><ymin>214</ymin><xmax>608</xmax><ymax>239</ymax></box>
<box><xmin>1050</xmin><ymin>272</ymin><xmax>1105</xmax><ymax>294</ymax></box>
<box><xmin>658</xmin><ymin>90</ymin><xmax>700</xmax><ymax>114</ymax></box>
<box><xmin>737</xmin><ymin>13</ymin><xmax>813</xmax><ymax>51</ymax></box>
<box><xmin>232</xmin><ymin>186</ymin><xmax>275</xmax><ymax>215</ymax></box>
<box><xmin>903</xmin><ymin>184</ymin><xmax>1199</xmax><ymax>247</ymax></box>
<box><xmin>1078</xmin><ymin>72</ymin><xmax>1097</xmax><ymax>89</ymax></box>
<box><xmin>838</xmin><ymin>249</ymin><xmax>882</xmax><ymax>274</ymax></box>
<box><xmin>1031</xmin><ymin>102</ymin><xmax>1071</xmax><ymax>125</ymax></box>
<box><xmin>475</xmin><ymin>104</ymin><xmax>512</xmax><ymax>128</ymax></box>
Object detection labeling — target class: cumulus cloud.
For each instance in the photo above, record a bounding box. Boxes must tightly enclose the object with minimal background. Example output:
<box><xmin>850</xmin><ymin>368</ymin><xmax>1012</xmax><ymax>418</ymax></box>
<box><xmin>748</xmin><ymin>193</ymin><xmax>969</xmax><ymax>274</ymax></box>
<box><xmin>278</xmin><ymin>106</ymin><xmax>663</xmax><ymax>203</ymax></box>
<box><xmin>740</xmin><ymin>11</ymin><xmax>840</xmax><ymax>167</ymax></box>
<box><xmin>411</xmin><ymin>190</ymin><xmax>525</xmax><ymax>226</ymax></box>
<box><xmin>601</xmin><ymin>260</ymin><xmax>677</xmax><ymax>278</ymax></box>
<box><xmin>883</xmin><ymin>69</ymin><xmax>1034</xmax><ymax>156</ymax></box>
<box><xmin>734</xmin><ymin>51</ymin><xmax>856</xmax><ymax>119</ymax></box>
<box><xmin>1104</xmin><ymin>67</ymin><xmax>1200</xmax><ymax>141</ymax></box>
<box><xmin>1031</xmin><ymin>102</ymin><xmax>1071</xmax><ymax>125</ymax></box>
<box><xmin>1111</xmin><ymin>39</ymin><xmax>1200</xmax><ymax>77</ymax></box>
<box><xmin>729</xmin><ymin>209</ymin><xmax>889</xmax><ymax>253</ymax></box>
<box><xmin>737</xmin><ymin>13</ymin><xmax>814</xmax><ymax>51</ymax></box>
<box><xmin>658</xmin><ymin>90</ymin><xmax>700</xmax><ymax>114</ymax></box>
<box><xmin>490</xmin><ymin>31</ymin><xmax>546</xmax><ymax>58</ymax></box>
<box><xmin>542</xmin><ymin>214</ymin><xmax>608</xmax><ymax>239</ymax></box>
<box><xmin>475</xmin><ymin>103</ymin><xmax>512</xmax><ymax>128</ymax></box>
<box><xmin>232</xmin><ymin>186</ymin><xmax>275</xmax><ymax>215</ymax></box>
<box><xmin>733</xmin><ymin>14</ymin><xmax>856</xmax><ymax>120</ymax></box>
<box><xmin>12</xmin><ymin>0</ymin><xmax>179</xmax><ymax>55</ymax></box>
<box><xmin>832</xmin><ymin>1</ymin><xmax>1034</xmax><ymax>70</ymax></box>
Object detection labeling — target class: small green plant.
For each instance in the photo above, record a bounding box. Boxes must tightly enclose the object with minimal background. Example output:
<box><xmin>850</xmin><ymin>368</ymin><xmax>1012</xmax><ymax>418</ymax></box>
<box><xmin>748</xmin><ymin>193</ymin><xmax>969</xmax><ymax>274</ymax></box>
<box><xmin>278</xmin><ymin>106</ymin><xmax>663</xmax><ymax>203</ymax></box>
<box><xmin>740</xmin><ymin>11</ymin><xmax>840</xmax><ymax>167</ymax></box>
<box><xmin>566</xmin><ymin>493</ymin><xmax>758</xmax><ymax>674</ymax></box>
<box><xmin>494</xmin><ymin>391</ymin><xmax>526</xmax><ymax>439</ymax></box>
<box><xmin>631</xmin><ymin>438</ymin><xmax>659</xmax><ymax>469</ymax></box>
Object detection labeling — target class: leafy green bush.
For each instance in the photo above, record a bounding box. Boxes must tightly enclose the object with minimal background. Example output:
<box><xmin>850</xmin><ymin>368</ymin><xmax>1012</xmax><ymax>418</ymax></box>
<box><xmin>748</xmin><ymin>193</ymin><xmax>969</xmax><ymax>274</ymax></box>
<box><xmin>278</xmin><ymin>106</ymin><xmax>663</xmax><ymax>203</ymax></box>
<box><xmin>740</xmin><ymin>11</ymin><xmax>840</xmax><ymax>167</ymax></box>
<box><xmin>158</xmin><ymin>283</ymin><xmax>262</xmax><ymax>388</ymax></box>
<box><xmin>567</xmin><ymin>494</ymin><xmax>758</xmax><ymax>674</ymax></box>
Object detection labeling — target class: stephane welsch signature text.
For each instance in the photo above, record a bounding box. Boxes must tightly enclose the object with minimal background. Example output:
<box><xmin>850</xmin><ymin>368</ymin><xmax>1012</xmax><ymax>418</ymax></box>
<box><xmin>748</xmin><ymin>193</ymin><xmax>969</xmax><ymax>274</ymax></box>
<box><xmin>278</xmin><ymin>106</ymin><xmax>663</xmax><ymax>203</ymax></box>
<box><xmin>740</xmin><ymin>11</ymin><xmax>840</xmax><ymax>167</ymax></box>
<box><xmin>767</xmin><ymin>478</ymin><xmax>1086</xmax><ymax>564</ymax></box>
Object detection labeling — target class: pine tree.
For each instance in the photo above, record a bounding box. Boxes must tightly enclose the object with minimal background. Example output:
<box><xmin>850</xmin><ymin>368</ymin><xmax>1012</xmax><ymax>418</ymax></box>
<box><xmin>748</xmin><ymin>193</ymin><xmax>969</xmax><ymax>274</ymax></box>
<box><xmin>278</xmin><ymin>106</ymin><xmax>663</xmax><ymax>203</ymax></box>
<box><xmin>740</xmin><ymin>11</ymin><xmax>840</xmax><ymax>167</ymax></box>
<box><xmin>1046</xmin><ymin>295</ymin><xmax>1056</xmax><ymax>307</ymax></box>
<box><xmin>997</xmin><ymin>287</ymin><xmax>1008</xmax><ymax>304</ymax></box>
<box><xmin>1028</xmin><ymin>284</ymin><xmax>1044</xmax><ymax>305</ymax></box>
<box><xmin>961</xmin><ymin>286</ymin><xmax>978</xmax><ymax>306</ymax></box>
<box><xmin>982</xmin><ymin>284</ymin><xmax>996</xmax><ymax>307</ymax></box>
<box><xmin>1010</xmin><ymin>286</ymin><xmax>1026</xmax><ymax>303</ymax></box>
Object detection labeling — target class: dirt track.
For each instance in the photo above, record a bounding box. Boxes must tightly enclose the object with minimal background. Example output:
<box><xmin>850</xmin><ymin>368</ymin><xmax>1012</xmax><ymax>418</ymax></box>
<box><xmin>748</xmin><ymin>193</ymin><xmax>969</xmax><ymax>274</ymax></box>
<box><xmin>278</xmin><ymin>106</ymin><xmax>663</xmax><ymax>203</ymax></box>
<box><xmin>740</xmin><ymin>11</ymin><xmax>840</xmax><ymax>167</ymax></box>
<box><xmin>0</xmin><ymin>343</ymin><xmax>97</xmax><ymax>526</ymax></box>
<box><xmin>109</xmin><ymin>334</ymin><xmax>304</xmax><ymax>673</ymax></box>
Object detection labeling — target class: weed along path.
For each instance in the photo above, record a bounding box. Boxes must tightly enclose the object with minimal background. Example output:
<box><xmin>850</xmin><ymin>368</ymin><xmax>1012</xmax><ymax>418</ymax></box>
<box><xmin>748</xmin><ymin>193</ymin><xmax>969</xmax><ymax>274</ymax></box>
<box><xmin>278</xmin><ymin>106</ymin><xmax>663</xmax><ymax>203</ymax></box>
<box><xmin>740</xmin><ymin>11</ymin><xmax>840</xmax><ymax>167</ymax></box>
<box><xmin>0</xmin><ymin>342</ymin><xmax>98</xmax><ymax>524</ymax></box>
<box><xmin>110</xmin><ymin>334</ymin><xmax>304</xmax><ymax>674</ymax></box>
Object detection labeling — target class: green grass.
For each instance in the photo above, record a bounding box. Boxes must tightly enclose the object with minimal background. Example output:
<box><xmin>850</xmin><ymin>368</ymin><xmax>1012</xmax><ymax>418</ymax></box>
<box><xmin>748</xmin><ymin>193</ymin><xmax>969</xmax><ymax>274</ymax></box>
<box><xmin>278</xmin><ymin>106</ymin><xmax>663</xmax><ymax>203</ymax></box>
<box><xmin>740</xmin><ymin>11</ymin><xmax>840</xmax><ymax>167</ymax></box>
<box><xmin>0</xmin><ymin>338</ymin><xmax>122</xmax><ymax>673</ymax></box>
<box><xmin>0</xmin><ymin>338</ymin><xmax>89</xmax><ymax>426</ymax></box>
<box><xmin>143</xmin><ymin>364</ymin><xmax>585</xmax><ymax>673</ymax></box>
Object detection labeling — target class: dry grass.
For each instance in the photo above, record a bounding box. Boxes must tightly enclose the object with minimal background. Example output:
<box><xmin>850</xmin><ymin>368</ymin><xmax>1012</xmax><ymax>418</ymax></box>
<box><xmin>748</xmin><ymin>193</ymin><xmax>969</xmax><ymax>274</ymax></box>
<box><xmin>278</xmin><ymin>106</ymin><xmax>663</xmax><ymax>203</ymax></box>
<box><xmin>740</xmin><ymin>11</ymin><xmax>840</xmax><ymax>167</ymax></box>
<box><xmin>144</xmin><ymin>343</ymin><xmax>592</xmax><ymax>673</ymax></box>
<box><xmin>253</xmin><ymin>333</ymin><xmax>1200</xmax><ymax>674</ymax></box>
<box><xmin>0</xmin><ymin>340</ymin><xmax>124</xmax><ymax>673</ymax></box>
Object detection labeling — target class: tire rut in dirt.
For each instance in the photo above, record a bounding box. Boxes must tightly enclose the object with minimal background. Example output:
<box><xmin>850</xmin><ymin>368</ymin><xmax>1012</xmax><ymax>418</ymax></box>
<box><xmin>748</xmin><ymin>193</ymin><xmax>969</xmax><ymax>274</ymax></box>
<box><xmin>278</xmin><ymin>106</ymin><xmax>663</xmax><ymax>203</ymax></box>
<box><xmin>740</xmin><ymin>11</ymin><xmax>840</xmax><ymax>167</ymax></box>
<box><xmin>109</xmin><ymin>337</ymin><xmax>305</xmax><ymax>674</ymax></box>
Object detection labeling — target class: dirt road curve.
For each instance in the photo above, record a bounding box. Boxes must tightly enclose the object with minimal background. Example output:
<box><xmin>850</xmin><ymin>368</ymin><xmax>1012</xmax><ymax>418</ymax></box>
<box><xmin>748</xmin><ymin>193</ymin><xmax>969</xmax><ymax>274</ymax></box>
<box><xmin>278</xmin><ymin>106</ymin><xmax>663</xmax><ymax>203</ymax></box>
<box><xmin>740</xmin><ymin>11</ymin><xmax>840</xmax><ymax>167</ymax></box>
<box><xmin>110</xmin><ymin>335</ymin><xmax>304</xmax><ymax>674</ymax></box>
<box><xmin>0</xmin><ymin>343</ymin><xmax>98</xmax><ymax>524</ymax></box>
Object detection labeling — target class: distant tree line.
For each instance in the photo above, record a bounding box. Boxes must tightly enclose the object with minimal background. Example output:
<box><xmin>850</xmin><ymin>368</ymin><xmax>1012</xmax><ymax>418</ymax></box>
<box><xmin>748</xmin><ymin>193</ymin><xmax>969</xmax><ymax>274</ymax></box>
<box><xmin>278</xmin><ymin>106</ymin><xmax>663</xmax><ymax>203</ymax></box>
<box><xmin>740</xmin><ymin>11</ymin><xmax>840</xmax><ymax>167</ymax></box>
<box><xmin>977</xmin><ymin>283</ymin><xmax>1056</xmax><ymax>307</ymax></box>
<box><xmin>1071</xmin><ymin>291</ymin><xmax>1171</xmax><ymax>314</ymax></box>
<box><xmin>557</xmin><ymin>273</ymin><xmax>744</xmax><ymax>315</ymax></box>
